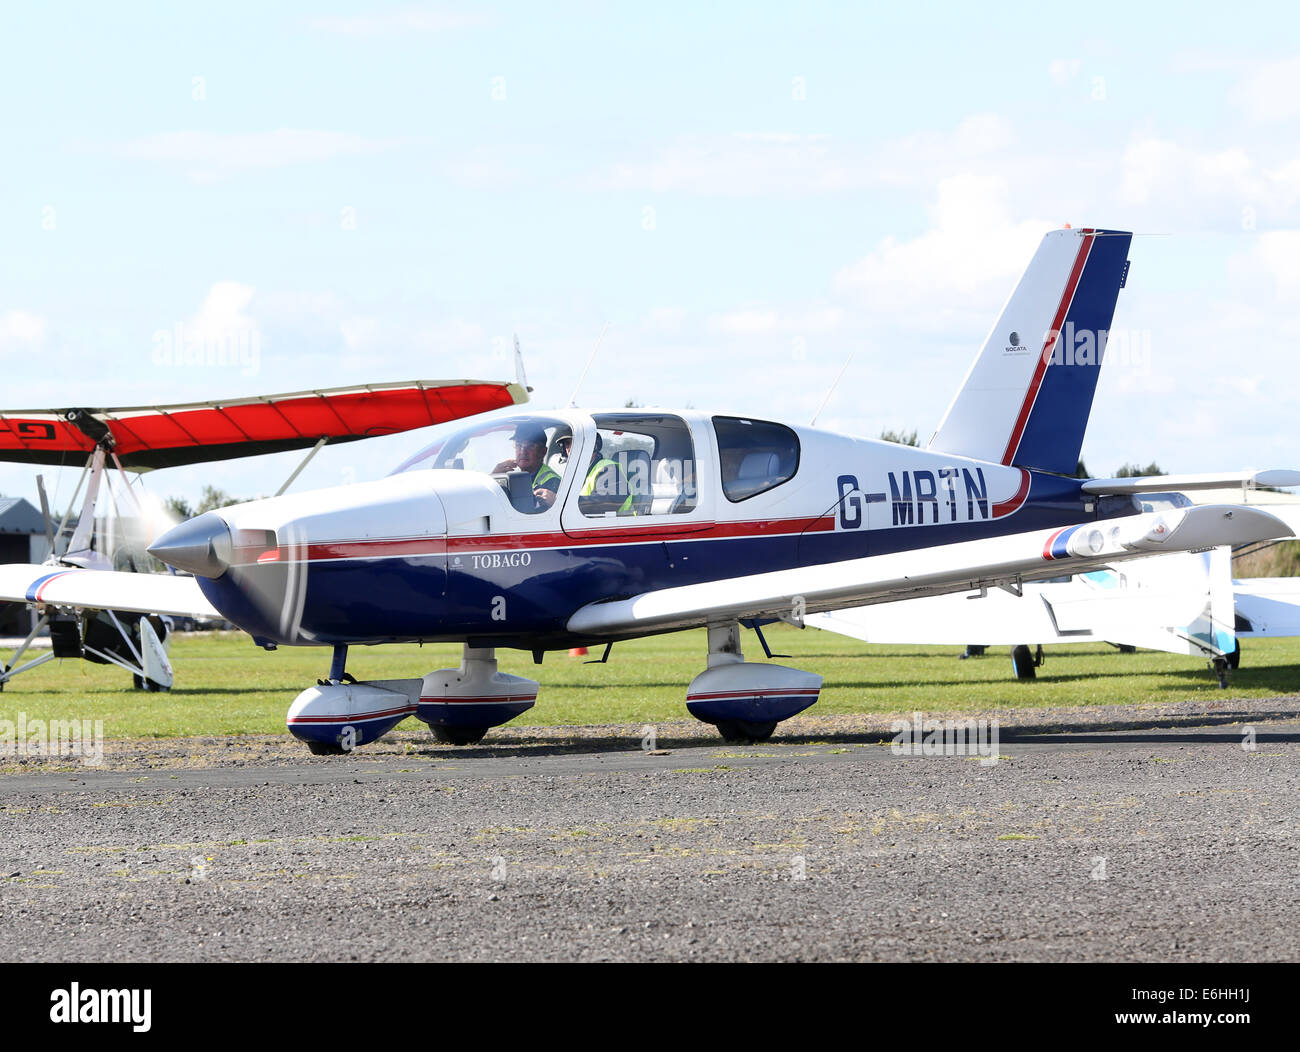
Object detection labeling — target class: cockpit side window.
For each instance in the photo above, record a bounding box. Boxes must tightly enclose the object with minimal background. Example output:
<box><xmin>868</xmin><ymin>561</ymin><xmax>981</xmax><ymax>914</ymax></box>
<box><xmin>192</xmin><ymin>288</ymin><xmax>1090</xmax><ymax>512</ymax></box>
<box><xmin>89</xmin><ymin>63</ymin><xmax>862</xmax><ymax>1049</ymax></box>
<box><xmin>574</xmin><ymin>413</ymin><xmax>698</xmax><ymax>517</ymax></box>
<box><xmin>714</xmin><ymin>416</ymin><xmax>800</xmax><ymax>502</ymax></box>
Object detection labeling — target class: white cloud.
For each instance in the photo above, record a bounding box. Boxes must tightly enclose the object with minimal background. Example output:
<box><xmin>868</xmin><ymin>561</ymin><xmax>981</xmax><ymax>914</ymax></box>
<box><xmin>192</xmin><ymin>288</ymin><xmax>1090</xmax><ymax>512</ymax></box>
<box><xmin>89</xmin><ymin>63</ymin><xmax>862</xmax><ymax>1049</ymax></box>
<box><xmin>306</xmin><ymin>6</ymin><xmax>494</xmax><ymax>36</ymax></box>
<box><xmin>190</xmin><ymin>281</ymin><xmax>257</xmax><ymax>338</ymax></box>
<box><xmin>0</xmin><ymin>310</ymin><xmax>45</xmax><ymax>353</ymax></box>
<box><xmin>833</xmin><ymin>174</ymin><xmax>1050</xmax><ymax>315</ymax></box>
<box><xmin>1230</xmin><ymin>56</ymin><xmax>1300</xmax><ymax>123</ymax></box>
<box><xmin>119</xmin><ymin>129</ymin><xmax>408</xmax><ymax>181</ymax></box>
<box><xmin>1118</xmin><ymin>139</ymin><xmax>1254</xmax><ymax>206</ymax></box>
<box><xmin>150</xmin><ymin>282</ymin><xmax>261</xmax><ymax>378</ymax></box>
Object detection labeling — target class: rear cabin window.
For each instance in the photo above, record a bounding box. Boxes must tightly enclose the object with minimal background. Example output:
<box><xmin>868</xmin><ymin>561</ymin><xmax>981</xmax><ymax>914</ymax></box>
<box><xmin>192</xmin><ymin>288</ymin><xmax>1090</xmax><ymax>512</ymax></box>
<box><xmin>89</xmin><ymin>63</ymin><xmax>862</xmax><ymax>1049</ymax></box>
<box><xmin>714</xmin><ymin>416</ymin><xmax>799</xmax><ymax>502</ymax></box>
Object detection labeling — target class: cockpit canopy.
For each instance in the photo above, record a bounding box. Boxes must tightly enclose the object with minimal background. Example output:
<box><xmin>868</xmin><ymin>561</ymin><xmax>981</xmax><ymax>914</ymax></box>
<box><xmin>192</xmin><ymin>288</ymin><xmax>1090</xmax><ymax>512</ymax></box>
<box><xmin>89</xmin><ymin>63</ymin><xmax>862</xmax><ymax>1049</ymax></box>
<box><xmin>391</xmin><ymin>412</ymin><xmax>707</xmax><ymax>517</ymax></box>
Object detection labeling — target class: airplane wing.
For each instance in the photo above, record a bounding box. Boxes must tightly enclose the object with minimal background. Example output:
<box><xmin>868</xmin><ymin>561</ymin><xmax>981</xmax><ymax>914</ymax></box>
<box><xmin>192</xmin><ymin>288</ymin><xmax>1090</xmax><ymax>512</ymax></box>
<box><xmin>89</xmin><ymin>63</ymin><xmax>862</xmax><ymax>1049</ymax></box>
<box><xmin>567</xmin><ymin>505</ymin><xmax>1291</xmax><ymax>637</ymax></box>
<box><xmin>0</xmin><ymin>564</ymin><xmax>219</xmax><ymax>619</ymax></box>
<box><xmin>0</xmin><ymin>378</ymin><xmax>528</xmax><ymax>471</ymax></box>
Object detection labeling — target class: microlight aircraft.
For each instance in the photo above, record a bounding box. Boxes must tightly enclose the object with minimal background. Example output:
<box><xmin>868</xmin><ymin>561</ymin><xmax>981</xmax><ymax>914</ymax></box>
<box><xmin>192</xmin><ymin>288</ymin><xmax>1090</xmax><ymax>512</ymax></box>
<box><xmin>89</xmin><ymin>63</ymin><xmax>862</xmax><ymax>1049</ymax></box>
<box><xmin>147</xmin><ymin>228</ymin><xmax>1297</xmax><ymax>750</ymax></box>
<box><xmin>0</xmin><ymin>378</ymin><xmax>528</xmax><ymax>690</ymax></box>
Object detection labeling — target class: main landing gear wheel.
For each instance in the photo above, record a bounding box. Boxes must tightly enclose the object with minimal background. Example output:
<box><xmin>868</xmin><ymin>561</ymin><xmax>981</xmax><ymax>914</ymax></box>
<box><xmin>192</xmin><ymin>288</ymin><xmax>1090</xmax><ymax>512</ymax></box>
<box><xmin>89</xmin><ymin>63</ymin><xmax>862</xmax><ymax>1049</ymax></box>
<box><xmin>431</xmin><ymin>725</ymin><xmax>489</xmax><ymax>746</ymax></box>
<box><xmin>1011</xmin><ymin>645</ymin><xmax>1038</xmax><ymax>681</ymax></box>
<box><xmin>132</xmin><ymin>674</ymin><xmax>170</xmax><ymax>693</ymax></box>
<box><xmin>715</xmin><ymin>719</ymin><xmax>778</xmax><ymax>745</ymax></box>
<box><xmin>1226</xmin><ymin>640</ymin><xmax>1241</xmax><ymax>670</ymax></box>
<box><xmin>306</xmin><ymin>741</ymin><xmax>349</xmax><ymax>756</ymax></box>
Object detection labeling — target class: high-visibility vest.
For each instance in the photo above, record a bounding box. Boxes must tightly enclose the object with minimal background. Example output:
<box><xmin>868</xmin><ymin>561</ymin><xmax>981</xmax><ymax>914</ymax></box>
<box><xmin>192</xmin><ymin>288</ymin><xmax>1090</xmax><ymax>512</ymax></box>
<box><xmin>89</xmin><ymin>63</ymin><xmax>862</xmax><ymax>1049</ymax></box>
<box><xmin>532</xmin><ymin>463</ymin><xmax>561</xmax><ymax>490</ymax></box>
<box><xmin>581</xmin><ymin>458</ymin><xmax>634</xmax><ymax>513</ymax></box>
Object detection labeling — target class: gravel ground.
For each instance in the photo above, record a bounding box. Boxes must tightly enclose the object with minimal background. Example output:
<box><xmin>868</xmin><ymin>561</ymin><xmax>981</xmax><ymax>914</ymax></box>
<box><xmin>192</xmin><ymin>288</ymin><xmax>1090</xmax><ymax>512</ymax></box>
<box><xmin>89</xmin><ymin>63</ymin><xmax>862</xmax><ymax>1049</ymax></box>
<box><xmin>1</xmin><ymin>697</ymin><xmax>1298</xmax><ymax>962</ymax></box>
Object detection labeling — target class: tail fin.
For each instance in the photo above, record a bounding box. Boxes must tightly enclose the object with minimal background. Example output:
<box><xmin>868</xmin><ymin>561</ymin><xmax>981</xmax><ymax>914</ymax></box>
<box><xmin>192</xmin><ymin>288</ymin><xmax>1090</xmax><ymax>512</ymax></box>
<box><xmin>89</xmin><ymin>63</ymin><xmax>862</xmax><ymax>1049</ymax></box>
<box><xmin>928</xmin><ymin>227</ymin><xmax>1132</xmax><ymax>475</ymax></box>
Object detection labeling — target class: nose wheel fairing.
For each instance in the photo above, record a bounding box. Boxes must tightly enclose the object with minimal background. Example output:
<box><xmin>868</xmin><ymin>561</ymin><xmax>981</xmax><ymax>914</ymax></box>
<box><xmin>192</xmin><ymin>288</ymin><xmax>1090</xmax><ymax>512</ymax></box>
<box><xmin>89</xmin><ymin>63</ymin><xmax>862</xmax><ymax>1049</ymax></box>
<box><xmin>286</xmin><ymin>679</ymin><xmax>421</xmax><ymax>749</ymax></box>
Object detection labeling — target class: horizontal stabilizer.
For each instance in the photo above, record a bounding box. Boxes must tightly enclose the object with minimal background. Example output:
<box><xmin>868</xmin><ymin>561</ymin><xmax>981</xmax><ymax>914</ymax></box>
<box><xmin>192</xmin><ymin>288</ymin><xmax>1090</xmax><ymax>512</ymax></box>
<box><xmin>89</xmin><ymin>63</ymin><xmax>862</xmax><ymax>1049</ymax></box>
<box><xmin>1082</xmin><ymin>469</ymin><xmax>1300</xmax><ymax>495</ymax></box>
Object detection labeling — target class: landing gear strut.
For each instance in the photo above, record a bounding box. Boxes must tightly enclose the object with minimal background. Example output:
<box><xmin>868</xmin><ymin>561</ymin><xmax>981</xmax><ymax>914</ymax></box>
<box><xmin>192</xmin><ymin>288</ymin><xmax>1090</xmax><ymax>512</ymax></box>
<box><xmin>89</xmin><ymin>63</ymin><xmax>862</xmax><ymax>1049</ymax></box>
<box><xmin>1212</xmin><ymin>656</ymin><xmax>1229</xmax><ymax>689</ymax></box>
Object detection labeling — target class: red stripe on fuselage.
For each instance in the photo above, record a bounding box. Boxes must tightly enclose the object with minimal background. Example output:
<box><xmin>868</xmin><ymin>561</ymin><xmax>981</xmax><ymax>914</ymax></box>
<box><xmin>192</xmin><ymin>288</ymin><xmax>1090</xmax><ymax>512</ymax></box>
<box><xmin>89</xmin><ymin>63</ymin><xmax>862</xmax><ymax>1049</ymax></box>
<box><xmin>991</xmin><ymin>468</ymin><xmax>1031</xmax><ymax>518</ymax></box>
<box><xmin>232</xmin><ymin>515</ymin><xmax>838</xmax><ymax>565</ymax></box>
<box><xmin>1000</xmin><ymin>231</ymin><xmax>1095</xmax><ymax>466</ymax></box>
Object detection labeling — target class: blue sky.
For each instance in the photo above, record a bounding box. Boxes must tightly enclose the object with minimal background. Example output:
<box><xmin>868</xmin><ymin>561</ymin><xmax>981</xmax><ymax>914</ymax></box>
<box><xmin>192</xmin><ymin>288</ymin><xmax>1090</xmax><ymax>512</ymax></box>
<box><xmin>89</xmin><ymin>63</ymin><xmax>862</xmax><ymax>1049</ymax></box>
<box><xmin>2</xmin><ymin>1</ymin><xmax>1299</xmax><ymax>513</ymax></box>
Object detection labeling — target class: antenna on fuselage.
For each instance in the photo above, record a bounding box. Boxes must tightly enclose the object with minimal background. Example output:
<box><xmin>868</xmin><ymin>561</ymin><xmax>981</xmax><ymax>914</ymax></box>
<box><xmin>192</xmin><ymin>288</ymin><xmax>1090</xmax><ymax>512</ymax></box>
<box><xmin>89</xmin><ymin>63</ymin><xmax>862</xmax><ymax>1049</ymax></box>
<box><xmin>810</xmin><ymin>352</ymin><xmax>854</xmax><ymax>427</ymax></box>
<box><xmin>566</xmin><ymin>322</ymin><xmax>609</xmax><ymax>408</ymax></box>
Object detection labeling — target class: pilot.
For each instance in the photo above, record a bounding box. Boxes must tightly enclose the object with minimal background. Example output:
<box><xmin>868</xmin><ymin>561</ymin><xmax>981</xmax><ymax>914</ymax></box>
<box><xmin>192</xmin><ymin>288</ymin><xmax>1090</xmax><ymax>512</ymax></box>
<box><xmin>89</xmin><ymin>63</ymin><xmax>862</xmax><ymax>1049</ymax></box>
<box><xmin>558</xmin><ymin>432</ymin><xmax>634</xmax><ymax>515</ymax></box>
<box><xmin>493</xmin><ymin>424</ymin><xmax>562</xmax><ymax>512</ymax></box>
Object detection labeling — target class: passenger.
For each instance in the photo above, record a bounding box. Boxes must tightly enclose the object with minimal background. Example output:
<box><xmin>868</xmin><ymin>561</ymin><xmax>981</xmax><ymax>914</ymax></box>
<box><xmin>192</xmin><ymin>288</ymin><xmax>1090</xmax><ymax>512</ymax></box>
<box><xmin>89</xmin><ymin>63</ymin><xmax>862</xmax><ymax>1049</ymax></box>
<box><xmin>493</xmin><ymin>424</ymin><xmax>562</xmax><ymax>512</ymax></box>
<box><xmin>559</xmin><ymin>432</ymin><xmax>633</xmax><ymax>515</ymax></box>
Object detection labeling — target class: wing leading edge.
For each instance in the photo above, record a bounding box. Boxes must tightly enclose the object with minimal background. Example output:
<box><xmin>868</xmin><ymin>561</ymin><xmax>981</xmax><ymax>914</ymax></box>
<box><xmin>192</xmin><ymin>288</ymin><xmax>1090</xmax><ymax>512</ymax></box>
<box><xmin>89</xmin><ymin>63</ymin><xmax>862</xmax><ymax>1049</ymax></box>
<box><xmin>0</xmin><ymin>564</ymin><xmax>219</xmax><ymax>619</ymax></box>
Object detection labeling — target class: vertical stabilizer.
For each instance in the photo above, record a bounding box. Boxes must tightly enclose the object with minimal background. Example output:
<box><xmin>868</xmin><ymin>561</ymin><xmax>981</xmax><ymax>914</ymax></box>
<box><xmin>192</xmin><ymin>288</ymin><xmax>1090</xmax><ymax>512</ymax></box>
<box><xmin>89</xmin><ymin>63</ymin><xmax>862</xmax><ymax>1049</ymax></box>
<box><xmin>929</xmin><ymin>227</ymin><xmax>1132</xmax><ymax>474</ymax></box>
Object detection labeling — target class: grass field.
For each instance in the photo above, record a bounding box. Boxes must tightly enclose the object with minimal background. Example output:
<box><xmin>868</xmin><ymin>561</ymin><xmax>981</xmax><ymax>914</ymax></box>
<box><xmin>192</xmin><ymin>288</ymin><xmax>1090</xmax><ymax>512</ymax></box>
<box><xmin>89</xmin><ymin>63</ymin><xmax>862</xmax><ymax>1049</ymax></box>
<box><xmin>3</xmin><ymin>624</ymin><xmax>1300</xmax><ymax>739</ymax></box>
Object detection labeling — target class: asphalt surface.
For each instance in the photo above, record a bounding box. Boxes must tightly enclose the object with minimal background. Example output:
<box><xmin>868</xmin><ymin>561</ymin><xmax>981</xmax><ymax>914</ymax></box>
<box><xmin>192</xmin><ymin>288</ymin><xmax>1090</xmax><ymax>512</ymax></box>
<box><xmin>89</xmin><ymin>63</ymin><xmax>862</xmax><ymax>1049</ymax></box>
<box><xmin>1</xmin><ymin>698</ymin><xmax>1298</xmax><ymax>962</ymax></box>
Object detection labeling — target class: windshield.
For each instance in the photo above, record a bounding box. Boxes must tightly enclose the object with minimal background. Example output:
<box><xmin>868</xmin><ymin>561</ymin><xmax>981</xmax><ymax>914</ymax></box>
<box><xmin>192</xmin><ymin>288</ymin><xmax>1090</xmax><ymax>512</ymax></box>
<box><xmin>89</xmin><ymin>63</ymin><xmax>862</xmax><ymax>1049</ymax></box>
<box><xmin>392</xmin><ymin>414</ymin><xmax>572</xmax><ymax>473</ymax></box>
<box><xmin>390</xmin><ymin>413</ymin><xmax>577</xmax><ymax>514</ymax></box>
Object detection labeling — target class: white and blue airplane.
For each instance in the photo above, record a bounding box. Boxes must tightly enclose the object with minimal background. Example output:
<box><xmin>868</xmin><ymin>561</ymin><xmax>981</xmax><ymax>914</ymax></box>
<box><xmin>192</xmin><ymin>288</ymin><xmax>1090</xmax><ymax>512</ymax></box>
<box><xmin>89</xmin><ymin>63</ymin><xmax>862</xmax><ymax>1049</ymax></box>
<box><xmin>142</xmin><ymin>227</ymin><xmax>1297</xmax><ymax>751</ymax></box>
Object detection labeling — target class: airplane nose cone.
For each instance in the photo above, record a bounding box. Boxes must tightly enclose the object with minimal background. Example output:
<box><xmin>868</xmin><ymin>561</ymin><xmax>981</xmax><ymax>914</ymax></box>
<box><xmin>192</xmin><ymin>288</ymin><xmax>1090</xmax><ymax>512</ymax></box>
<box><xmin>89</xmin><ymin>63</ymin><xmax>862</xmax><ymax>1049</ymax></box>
<box><xmin>147</xmin><ymin>512</ymin><xmax>233</xmax><ymax>579</ymax></box>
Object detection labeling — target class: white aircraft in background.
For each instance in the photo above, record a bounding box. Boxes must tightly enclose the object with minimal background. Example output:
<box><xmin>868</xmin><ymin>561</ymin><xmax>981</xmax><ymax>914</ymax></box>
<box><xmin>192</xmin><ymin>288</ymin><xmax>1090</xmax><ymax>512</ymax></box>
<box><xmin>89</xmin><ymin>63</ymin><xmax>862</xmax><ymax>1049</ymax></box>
<box><xmin>0</xmin><ymin>376</ymin><xmax>529</xmax><ymax>691</ymax></box>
